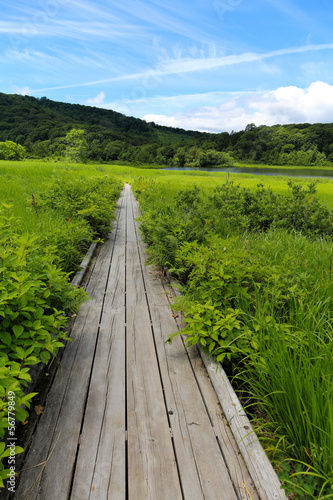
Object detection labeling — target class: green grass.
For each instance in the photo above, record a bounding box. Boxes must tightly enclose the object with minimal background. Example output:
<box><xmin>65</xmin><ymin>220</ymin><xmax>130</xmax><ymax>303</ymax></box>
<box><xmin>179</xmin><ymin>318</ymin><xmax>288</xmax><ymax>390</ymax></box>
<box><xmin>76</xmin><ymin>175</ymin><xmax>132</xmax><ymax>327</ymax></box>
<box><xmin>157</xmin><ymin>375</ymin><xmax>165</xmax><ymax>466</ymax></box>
<box><xmin>2</xmin><ymin>159</ymin><xmax>333</xmax><ymax>211</ymax></box>
<box><xmin>236</xmin><ymin>230</ymin><xmax>333</xmax><ymax>472</ymax></box>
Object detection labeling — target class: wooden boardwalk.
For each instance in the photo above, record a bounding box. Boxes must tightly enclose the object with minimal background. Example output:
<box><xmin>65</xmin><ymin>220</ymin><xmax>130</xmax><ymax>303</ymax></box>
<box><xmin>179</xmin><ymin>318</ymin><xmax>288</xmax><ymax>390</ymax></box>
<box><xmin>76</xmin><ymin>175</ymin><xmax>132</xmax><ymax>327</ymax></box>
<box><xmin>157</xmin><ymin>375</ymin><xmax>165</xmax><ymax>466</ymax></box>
<box><xmin>16</xmin><ymin>184</ymin><xmax>259</xmax><ymax>500</ymax></box>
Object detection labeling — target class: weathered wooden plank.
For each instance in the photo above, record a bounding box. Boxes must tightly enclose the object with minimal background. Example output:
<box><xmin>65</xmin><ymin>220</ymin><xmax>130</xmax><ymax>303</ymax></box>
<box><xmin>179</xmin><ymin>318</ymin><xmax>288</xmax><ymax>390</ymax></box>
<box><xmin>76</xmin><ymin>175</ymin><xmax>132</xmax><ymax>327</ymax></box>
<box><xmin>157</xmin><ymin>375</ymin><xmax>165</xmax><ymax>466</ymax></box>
<box><xmin>87</xmin><ymin>317</ymin><xmax>126</xmax><ymax>500</ymax></box>
<box><xmin>200</xmin><ymin>348</ymin><xmax>287</xmax><ymax>500</ymax></box>
<box><xmin>188</xmin><ymin>345</ymin><xmax>260</xmax><ymax>500</ymax></box>
<box><xmin>133</xmin><ymin>295</ymin><xmax>205</xmax><ymax>496</ymax></box>
<box><xmin>126</xmin><ymin>305</ymin><xmax>182</xmax><ymax>500</ymax></box>
<box><xmin>125</xmin><ymin>184</ymin><xmax>139</xmax><ymax>243</ymax></box>
<box><xmin>70</xmin><ymin>312</ymin><xmax>126</xmax><ymax>500</ymax></box>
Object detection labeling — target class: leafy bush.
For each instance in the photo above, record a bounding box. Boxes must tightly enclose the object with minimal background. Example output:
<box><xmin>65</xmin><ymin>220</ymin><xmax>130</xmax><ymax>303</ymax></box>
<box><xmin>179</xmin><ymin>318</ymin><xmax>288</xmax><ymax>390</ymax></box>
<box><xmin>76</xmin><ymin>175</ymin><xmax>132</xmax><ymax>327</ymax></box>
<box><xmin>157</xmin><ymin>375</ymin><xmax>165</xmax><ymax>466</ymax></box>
<box><xmin>0</xmin><ymin>141</ymin><xmax>25</xmax><ymax>161</ymax></box>
<box><xmin>0</xmin><ymin>207</ymin><xmax>87</xmax><ymax>487</ymax></box>
<box><xmin>191</xmin><ymin>149</ymin><xmax>235</xmax><ymax>168</ymax></box>
<box><xmin>41</xmin><ymin>218</ymin><xmax>94</xmax><ymax>274</ymax></box>
<box><xmin>210</xmin><ymin>180</ymin><xmax>333</xmax><ymax>237</ymax></box>
<box><xmin>137</xmin><ymin>186</ymin><xmax>208</xmax><ymax>269</ymax></box>
<box><xmin>40</xmin><ymin>174</ymin><xmax>123</xmax><ymax>237</ymax></box>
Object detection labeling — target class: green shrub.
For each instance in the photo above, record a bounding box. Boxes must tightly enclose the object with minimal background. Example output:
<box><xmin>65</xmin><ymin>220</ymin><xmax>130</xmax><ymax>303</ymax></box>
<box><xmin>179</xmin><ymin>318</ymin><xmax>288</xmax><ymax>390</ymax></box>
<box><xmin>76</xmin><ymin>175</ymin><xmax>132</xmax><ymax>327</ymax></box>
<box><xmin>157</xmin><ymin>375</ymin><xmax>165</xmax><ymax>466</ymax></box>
<box><xmin>0</xmin><ymin>141</ymin><xmax>25</xmax><ymax>161</ymax></box>
<box><xmin>41</xmin><ymin>218</ymin><xmax>94</xmax><ymax>274</ymax></box>
<box><xmin>40</xmin><ymin>174</ymin><xmax>123</xmax><ymax>237</ymax></box>
<box><xmin>0</xmin><ymin>206</ymin><xmax>87</xmax><ymax>487</ymax></box>
<box><xmin>210</xmin><ymin>180</ymin><xmax>333</xmax><ymax>237</ymax></box>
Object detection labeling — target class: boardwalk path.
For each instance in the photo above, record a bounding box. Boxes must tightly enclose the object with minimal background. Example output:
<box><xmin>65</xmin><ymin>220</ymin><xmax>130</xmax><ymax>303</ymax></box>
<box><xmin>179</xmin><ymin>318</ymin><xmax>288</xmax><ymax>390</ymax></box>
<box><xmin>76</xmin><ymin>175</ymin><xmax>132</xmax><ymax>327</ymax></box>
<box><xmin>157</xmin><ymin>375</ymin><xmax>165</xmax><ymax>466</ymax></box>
<box><xmin>16</xmin><ymin>184</ymin><xmax>259</xmax><ymax>500</ymax></box>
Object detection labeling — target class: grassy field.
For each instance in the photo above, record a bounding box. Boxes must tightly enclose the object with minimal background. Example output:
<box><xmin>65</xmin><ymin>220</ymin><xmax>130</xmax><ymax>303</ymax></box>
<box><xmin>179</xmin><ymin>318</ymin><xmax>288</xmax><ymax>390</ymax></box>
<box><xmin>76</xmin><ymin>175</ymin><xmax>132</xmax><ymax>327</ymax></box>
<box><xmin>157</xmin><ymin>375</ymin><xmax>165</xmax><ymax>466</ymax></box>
<box><xmin>3</xmin><ymin>159</ymin><xmax>333</xmax><ymax>211</ymax></box>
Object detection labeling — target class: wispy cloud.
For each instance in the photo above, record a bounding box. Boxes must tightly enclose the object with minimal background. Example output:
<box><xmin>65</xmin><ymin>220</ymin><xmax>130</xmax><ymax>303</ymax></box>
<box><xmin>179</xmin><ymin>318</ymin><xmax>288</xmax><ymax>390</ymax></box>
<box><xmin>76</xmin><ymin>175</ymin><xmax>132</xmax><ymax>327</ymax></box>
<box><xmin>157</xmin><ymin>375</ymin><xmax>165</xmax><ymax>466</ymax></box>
<box><xmin>100</xmin><ymin>90</ymin><xmax>256</xmax><ymax>107</ymax></box>
<box><xmin>30</xmin><ymin>42</ymin><xmax>333</xmax><ymax>93</ymax></box>
<box><xmin>7</xmin><ymin>48</ymin><xmax>54</xmax><ymax>61</ymax></box>
<box><xmin>157</xmin><ymin>43</ymin><xmax>333</xmax><ymax>74</ymax></box>
<box><xmin>114</xmin><ymin>0</ymin><xmax>214</xmax><ymax>42</ymax></box>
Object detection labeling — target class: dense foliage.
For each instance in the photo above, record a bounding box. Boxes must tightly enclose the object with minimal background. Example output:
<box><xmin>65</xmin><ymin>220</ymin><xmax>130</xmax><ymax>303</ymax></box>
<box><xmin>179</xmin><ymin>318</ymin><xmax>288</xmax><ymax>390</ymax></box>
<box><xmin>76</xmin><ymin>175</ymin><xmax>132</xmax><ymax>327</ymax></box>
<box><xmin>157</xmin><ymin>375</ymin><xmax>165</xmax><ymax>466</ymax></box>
<box><xmin>133</xmin><ymin>177</ymin><xmax>333</xmax><ymax>499</ymax></box>
<box><xmin>0</xmin><ymin>141</ymin><xmax>25</xmax><ymax>161</ymax></box>
<box><xmin>1</xmin><ymin>93</ymin><xmax>333</xmax><ymax>166</ymax></box>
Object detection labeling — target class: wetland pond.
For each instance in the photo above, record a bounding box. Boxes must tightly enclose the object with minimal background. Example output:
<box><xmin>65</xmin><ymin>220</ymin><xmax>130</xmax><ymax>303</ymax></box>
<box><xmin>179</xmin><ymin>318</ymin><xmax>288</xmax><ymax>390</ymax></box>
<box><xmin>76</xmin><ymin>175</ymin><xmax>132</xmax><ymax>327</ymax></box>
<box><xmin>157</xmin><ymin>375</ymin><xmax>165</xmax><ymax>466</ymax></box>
<box><xmin>164</xmin><ymin>166</ymin><xmax>333</xmax><ymax>179</ymax></box>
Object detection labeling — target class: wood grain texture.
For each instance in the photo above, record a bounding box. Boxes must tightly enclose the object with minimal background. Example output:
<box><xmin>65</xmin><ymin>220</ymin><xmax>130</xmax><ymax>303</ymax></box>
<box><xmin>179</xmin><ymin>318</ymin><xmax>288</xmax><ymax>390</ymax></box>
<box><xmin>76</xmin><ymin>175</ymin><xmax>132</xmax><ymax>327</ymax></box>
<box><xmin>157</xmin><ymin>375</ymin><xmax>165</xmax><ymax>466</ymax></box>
<box><xmin>126</xmin><ymin>306</ymin><xmax>182</xmax><ymax>500</ymax></box>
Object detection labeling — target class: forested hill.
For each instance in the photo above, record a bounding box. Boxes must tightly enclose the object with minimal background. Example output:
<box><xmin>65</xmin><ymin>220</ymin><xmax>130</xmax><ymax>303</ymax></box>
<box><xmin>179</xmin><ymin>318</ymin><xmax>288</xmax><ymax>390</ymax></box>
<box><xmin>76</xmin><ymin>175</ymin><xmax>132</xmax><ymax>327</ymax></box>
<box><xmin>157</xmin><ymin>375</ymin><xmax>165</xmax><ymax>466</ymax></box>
<box><xmin>1</xmin><ymin>92</ymin><xmax>333</xmax><ymax>166</ymax></box>
<box><xmin>0</xmin><ymin>92</ymin><xmax>205</xmax><ymax>156</ymax></box>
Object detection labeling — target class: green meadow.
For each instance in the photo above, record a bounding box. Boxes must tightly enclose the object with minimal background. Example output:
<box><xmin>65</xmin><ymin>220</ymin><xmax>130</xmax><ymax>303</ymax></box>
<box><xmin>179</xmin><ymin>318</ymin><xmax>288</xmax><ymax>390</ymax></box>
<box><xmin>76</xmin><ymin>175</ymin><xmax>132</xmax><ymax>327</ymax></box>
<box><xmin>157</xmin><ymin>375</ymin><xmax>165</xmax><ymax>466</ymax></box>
<box><xmin>3</xmin><ymin>160</ymin><xmax>333</xmax><ymax>217</ymax></box>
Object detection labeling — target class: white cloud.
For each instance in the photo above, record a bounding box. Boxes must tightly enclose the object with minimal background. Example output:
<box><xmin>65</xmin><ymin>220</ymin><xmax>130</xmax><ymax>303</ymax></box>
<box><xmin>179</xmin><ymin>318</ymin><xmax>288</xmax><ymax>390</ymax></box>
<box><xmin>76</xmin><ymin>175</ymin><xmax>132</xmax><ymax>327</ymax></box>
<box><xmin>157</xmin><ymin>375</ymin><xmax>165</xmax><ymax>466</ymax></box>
<box><xmin>85</xmin><ymin>91</ymin><xmax>106</xmax><ymax>106</ymax></box>
<box><xmin>12</xmin><ymin>85</ymin><xmax>32</xmax><ymax>95</ymax></box>
<box><xmin>143</xmin><ymin>81</ymin><xmax>333</xmax><ymax>132</ymax></box>
<box><xmin>251</xmin><ymin>81</ymin><xmax>333</xmax><ymax>123</ymax></box>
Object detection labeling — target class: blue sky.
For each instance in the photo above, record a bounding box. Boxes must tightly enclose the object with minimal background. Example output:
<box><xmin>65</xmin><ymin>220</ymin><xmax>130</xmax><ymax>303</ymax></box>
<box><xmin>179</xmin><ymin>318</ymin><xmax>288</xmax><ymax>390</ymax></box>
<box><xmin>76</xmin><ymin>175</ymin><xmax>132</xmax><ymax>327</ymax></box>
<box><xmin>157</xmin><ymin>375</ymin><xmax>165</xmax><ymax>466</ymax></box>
<box><xmin>1</xmin><ymin>0</ymin><xmax>333</xmax><ymax>132</ymax></box>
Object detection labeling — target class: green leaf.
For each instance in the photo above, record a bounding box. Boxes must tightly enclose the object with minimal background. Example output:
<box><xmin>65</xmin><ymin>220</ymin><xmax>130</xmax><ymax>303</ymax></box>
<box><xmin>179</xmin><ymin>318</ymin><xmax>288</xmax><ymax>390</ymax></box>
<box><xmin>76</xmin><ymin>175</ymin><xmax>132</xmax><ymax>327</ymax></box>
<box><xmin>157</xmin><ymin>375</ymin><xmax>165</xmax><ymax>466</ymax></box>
<box><xmin>13</xmin><ymin>324</ymin><xmax>24</xmax><ymax>338</ymax></box>
<box><xmin>15</xmin><ymin>347</ymin><xmax>25</xmax><ymax>360</ymax></box>
<box><xmin>24</xmin><ymin>356</ymin><xmax>40</xmax><ymax>365</ymax></box>
<box><xmin>0</xmin><ymin>445</ymin><xmax>24</xmax><ymax>459</ymax></box>
<box><xmin>40</xmin><ymin>351</ymin><xmax>51</xmax><ymax>364</ymax></box>
<box><xmin>216</xmin><ymin>353</ymin><xmax>226</xmax><ymax>362</ymax></box>
<box><xmin>1</xmin><ymin>331</ymin><xmax>11</xmax><ymax>346</ymax></box>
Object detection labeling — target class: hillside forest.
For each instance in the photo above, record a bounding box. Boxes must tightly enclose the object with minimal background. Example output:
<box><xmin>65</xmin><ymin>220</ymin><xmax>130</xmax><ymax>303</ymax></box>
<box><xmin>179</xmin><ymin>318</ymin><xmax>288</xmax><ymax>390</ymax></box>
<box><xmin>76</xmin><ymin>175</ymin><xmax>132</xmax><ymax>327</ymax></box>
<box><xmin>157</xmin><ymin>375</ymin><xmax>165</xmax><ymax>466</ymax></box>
<box><xmin>1</xmin><ymin>92</ymin><xmax>333</xmax><ymax>166</ymax></box>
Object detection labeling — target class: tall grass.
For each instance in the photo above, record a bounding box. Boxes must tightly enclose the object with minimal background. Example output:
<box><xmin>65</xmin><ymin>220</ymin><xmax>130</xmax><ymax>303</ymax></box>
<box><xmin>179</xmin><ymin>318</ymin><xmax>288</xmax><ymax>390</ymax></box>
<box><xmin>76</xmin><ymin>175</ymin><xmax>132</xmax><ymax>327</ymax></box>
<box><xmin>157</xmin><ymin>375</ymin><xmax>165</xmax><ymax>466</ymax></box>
<box><xmin>231</xmin><ymin>231</ymin><xmax>333</xmax><ymax>490</ymax></box>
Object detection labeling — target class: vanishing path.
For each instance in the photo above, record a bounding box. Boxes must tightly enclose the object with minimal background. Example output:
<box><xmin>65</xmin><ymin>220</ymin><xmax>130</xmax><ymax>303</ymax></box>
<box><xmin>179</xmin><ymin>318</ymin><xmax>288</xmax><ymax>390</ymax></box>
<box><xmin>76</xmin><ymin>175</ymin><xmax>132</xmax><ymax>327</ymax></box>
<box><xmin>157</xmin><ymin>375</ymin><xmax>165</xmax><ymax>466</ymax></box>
<box><xmin>16</xmin><ymin>184</ymin><xmax>259</xmax><ymax>500</ymax></box>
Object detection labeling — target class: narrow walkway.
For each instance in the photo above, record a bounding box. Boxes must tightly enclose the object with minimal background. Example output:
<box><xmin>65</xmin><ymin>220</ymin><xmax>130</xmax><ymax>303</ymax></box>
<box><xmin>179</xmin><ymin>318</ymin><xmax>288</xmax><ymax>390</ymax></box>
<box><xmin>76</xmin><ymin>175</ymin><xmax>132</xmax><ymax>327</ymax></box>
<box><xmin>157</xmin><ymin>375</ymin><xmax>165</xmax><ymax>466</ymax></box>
<box><xmin>16</xmin><ymin>185</ymin><xmax>259</xmax><ymax>500</ymax></box>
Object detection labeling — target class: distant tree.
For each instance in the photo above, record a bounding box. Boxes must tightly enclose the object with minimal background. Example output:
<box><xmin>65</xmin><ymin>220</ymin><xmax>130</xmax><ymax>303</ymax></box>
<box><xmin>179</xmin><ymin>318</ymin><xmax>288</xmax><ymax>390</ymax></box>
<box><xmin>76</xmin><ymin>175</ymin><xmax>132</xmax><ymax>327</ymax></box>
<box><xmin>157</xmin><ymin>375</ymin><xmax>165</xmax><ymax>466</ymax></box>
<box><xmin>65</xmin><ymin>129</ymin><xmax>88</xmax><ymax>163</ymax></box>
<box><xmin>245</xmin><ymin>123</ymin><xmax>257</xmax><ymax>132</ymax></box>
<box><xmin>0</xmin><ymin>140</ymin><xmax>25</xmax><ymax>160</ymax></box>
<box><xmin>103</xmin><ymin>140</ymin><xmax>124</xmax><ymax>161</ymax></box>
<box><xmin>195</xmin><ymin>149</ymin><xmax>235</xmax><ymax>167</ymax></box>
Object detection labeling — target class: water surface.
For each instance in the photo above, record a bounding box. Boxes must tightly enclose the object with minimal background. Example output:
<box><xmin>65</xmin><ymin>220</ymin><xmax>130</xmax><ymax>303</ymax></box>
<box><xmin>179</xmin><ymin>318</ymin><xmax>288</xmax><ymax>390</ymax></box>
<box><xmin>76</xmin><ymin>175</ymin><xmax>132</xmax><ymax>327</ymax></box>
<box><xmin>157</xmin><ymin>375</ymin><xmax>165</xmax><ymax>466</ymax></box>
<box><xmin>164</xmin><ymin>166</ymin><xmax>333</xmax><ymax>179</ymax></box>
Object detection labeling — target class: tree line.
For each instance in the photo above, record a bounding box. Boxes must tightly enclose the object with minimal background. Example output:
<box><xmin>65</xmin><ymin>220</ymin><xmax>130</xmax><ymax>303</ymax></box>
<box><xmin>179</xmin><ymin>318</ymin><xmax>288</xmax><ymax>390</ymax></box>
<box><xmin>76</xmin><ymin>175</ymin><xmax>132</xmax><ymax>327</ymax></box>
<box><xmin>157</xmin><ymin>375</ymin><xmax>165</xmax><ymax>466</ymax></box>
<box><xmin>1</xmin><ymin>93</ymin><xmax>333</xmax><ymax>166</ymax></box>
